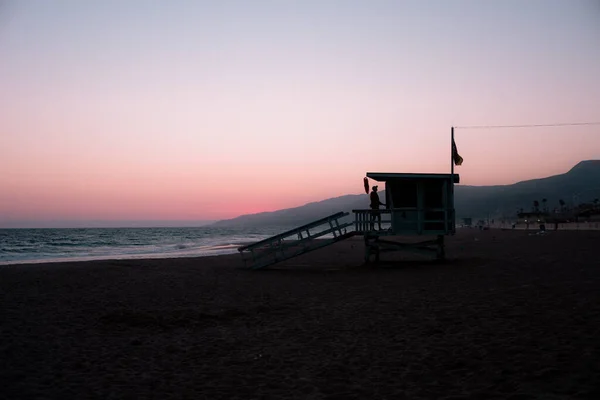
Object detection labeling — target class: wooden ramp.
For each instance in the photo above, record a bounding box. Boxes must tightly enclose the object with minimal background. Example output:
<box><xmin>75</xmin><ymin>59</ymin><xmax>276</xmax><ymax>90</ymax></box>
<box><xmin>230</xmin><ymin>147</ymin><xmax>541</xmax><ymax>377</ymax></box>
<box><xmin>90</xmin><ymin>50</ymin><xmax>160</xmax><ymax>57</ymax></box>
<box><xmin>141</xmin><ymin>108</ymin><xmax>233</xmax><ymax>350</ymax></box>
<box><xmin>238</xmin><ymin>212</ymin><xmax>356</xmax><ymax>269</ymax></box>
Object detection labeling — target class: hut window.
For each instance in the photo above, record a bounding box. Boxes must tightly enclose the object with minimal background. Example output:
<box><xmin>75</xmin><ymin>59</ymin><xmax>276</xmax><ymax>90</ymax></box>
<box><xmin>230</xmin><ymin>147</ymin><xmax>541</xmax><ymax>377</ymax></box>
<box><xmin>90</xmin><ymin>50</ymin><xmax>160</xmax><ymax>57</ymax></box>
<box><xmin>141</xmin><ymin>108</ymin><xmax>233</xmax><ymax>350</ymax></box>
<box><xmin>422</xmin><ymin>180</ymin><xmax>444</xmax><ymax>208</ymax></box>
<box><xmin>390</xmin><ymin>180</ymin><xmax>418</xmax><ymax>208</ymax></box>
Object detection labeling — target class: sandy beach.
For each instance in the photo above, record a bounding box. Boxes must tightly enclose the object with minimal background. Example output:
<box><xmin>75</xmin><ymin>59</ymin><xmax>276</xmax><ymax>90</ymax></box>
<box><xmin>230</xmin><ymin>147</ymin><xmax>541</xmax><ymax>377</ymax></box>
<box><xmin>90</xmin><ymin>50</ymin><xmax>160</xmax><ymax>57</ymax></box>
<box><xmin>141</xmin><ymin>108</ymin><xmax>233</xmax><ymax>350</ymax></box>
<box><xmin>2</xmin><ymin>229</ymin><xmax>600</xmax><ymax>399</ymax></box>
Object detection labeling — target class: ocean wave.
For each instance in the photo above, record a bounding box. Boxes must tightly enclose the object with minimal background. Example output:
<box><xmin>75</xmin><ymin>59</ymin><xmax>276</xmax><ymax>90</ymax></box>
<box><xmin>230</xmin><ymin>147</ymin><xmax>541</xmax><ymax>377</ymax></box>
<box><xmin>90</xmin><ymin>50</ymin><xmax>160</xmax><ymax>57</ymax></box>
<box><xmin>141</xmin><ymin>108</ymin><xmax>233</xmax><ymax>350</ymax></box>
<box><xmin>0</xmin><ymin>226</ymin><xmax>282</xmax><ymax>266</ymax></box>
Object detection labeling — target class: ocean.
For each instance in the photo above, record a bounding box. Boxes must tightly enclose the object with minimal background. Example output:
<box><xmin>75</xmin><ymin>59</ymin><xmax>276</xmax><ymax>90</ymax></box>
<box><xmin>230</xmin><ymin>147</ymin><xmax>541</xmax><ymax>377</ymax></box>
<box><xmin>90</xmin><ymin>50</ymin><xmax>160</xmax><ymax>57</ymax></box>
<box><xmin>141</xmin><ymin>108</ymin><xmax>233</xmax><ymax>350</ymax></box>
<box><xmin>0</xmin><ymin>226</ymin><xmax>298</xmax><ymax>266</ymax></box>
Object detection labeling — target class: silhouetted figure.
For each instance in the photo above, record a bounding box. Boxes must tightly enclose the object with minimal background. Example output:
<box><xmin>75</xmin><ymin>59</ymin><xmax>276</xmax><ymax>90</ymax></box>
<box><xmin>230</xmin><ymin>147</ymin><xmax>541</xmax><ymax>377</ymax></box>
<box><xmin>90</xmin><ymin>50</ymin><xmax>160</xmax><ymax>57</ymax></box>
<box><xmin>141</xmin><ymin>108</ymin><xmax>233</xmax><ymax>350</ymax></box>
<box><xmin>369</xmin><ymin>186</ymin><xmax>386</xmax><ymax>230</ymax></box>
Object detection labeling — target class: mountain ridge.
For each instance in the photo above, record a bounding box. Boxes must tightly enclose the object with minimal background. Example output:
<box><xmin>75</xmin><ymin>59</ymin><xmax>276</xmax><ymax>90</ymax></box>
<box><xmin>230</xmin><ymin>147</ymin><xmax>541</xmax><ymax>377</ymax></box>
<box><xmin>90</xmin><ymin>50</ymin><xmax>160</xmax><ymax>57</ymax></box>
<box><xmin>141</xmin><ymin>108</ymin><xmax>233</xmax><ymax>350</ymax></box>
<box><xmin>212</xmin><ymin>160</ymin><xmax>600</xmax><ymax>228</ymax></box>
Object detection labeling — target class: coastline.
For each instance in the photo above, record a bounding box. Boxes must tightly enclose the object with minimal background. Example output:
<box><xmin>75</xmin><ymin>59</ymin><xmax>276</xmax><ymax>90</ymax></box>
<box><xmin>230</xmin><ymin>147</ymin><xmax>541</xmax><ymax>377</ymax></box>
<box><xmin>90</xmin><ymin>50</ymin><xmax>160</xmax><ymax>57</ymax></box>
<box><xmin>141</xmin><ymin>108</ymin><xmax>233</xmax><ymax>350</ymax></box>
<box><xmin>3</xmin><ymin>224</ymin><xmax>600</xmax><ymax>267</ymax></box>
<box><xmin>0</xmin><ymin>243</ymin><xmax>245</xmax><ymax>267</ymax></box>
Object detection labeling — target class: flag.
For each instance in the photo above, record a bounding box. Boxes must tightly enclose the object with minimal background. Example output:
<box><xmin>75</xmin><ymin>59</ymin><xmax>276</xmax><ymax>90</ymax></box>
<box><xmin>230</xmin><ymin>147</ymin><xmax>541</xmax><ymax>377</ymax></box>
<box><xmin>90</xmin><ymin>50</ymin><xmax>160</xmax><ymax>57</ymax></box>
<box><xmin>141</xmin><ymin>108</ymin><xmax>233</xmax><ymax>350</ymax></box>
<box><xmin>452</xmin><ymin>138</ymin><xmax>463</xmax><ymax>166</ymax></box>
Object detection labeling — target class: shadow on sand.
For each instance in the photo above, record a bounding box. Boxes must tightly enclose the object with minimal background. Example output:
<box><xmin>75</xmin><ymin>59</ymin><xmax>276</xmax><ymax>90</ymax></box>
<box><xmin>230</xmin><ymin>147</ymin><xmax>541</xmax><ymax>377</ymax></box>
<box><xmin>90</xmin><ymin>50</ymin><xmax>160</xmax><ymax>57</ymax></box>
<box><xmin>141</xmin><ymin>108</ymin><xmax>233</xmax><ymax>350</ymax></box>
<box><xmin>244</xmin><ymin>256</ymin><xmax>487</xmax><ymax>275</ymax></box>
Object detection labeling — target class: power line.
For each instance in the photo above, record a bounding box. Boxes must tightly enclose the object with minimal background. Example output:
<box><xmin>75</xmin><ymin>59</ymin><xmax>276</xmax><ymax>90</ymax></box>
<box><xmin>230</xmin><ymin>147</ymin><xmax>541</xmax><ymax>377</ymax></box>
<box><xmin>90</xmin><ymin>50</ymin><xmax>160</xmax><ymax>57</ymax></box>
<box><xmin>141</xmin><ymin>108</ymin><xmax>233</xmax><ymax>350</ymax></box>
<box><xmin>454</xmin><ymin>122</ymin><xmax>600</xmax><ymax>130</ymax></box>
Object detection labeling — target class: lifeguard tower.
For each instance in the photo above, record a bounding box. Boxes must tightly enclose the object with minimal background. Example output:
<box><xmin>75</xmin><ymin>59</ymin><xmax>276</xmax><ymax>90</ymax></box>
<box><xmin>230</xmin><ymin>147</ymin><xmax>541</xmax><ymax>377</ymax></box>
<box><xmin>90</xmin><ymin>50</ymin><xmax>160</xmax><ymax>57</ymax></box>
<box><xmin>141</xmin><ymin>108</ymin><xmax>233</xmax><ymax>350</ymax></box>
<box><xmin>352</xmin><ymin>173</ymin><xmax>458</xmax><ymax>262</ymax></box>
<box><xmin>238</xmin><ymin>129</ymin><xmax>462</xmax><ymax>269</ymax></box>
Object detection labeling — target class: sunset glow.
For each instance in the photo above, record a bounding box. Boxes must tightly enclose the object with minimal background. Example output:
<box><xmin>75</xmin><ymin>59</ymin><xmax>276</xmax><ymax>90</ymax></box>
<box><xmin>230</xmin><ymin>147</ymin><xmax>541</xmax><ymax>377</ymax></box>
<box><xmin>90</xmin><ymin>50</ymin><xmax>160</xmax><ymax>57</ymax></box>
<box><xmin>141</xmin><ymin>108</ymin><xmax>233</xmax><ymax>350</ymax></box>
<box><xmin>1</xmin><ymin>0</ymin><xmax>599</xmax><ymax>227</ymax></box>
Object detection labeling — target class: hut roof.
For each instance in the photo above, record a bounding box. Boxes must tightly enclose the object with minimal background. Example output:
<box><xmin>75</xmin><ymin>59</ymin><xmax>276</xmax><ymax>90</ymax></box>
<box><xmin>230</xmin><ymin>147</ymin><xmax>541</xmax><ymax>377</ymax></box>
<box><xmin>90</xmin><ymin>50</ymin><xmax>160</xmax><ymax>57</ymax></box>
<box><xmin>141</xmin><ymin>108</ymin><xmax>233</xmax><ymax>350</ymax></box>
<box><xmin>366</xmin><ymin>173</ymin><xmax>460</xmax><ymax>183</ymax></box>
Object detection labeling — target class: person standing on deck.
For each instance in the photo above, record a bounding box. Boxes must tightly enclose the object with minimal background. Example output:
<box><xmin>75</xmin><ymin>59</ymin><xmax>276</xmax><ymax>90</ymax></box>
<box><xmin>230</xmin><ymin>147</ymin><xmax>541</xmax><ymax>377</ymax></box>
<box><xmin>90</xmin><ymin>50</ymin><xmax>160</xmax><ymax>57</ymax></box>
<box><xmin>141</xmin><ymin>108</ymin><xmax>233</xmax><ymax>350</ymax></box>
<box><xmin>370</xmin><ymin>186</ymin><xmax>386</xmax><ymax>230</ymax></box>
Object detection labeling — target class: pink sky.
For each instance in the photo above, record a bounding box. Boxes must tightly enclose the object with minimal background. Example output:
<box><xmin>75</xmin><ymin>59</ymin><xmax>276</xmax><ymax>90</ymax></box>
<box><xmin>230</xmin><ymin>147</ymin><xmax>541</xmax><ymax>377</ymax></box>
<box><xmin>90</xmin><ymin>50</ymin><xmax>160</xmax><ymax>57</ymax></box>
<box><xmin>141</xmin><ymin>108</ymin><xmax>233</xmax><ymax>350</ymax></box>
<box><xmin>1</xmin><ymin>1</ymin><xmax>599</xmax><ymax>226</ymax></box>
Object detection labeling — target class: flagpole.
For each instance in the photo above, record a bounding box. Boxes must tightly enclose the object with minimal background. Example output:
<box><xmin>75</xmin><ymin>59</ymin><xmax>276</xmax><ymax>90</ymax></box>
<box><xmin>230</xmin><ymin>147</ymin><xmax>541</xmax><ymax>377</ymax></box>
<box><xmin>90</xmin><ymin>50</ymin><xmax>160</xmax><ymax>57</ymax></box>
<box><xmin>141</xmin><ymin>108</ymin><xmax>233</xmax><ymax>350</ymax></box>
<box><xmin>451</xmin><ymin>126</ymin><xmax>455</xmax><ymax>232</ymax></box>
<box><xmin>451</xmin><ymin>126</ymin><xmax>454</xmax><ymax>177</ymax></box>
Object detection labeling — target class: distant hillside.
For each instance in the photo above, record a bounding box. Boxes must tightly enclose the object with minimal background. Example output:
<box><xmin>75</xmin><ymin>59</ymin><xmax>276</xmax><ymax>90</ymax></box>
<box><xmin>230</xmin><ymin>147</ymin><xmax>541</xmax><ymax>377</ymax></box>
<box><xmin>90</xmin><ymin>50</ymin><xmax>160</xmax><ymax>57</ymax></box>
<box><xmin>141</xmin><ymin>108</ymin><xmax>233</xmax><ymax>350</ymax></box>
<box><xmin>454</xmin><ymin>160</ymin><xmax>600</xmax><ymax>219</ymax></box>
<box><xmin>212</xmin><ymin>160</ymin><xmax>600</xmax><ymax>228</ymax></box>
<box><xmin>211</xmin><ymin>194</ymin><xmax>369</xmax><ymax>229</ymax></box>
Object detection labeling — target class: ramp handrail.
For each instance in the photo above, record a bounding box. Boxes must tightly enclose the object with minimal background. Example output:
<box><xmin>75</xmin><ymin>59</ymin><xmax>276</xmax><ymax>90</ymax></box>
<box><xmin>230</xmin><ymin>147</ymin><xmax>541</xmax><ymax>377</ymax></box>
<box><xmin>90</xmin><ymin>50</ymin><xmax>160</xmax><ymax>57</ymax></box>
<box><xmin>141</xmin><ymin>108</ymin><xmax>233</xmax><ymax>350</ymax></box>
<box><xmin>238</xmin><ymin>211</ymin><xmax>348</xmax><ymax>252</ymax></box>
<box><xmin>238</xmin><ymin>211</ymin><xmax>356</xmax><ymax>269</ymax></box>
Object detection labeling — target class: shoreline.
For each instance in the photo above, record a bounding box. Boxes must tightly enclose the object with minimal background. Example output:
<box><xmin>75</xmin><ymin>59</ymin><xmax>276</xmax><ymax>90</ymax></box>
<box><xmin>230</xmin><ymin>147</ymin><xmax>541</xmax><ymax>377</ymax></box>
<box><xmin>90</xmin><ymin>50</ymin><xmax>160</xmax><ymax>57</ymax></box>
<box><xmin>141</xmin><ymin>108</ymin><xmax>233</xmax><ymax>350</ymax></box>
<box><xmin>0</xmin><ymin>235</ymin><xmax>363</xmax><ymax>267</ymax></box>
<box><xmin>3</xmin><ymin>226</ymin><xmax>600</xmax><ymax>267</ymax></box>
<box><xmin>0</xmin><ymin>240</ymin><xmax>255</xmax><ymax>267</ymax></box>
<box><xmin>0</xmin><ymin>246</ymin><xmax>242</xmax><ymax>267</ymax></box>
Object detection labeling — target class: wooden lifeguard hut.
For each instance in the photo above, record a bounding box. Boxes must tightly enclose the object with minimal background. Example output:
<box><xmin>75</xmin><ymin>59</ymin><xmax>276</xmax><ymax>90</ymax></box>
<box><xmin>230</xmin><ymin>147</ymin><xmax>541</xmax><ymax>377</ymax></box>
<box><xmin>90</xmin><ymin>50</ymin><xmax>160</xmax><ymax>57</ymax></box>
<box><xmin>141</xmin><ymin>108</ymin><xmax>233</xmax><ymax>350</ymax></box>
<box><xmin>238</xmin><ymin>128</ymin><xmax>462</xmax><ymax>269</ymax></box>
<box><xmin>349</xmin><ymin>127</ymin><xmax>462</xmax><ymax>262</ymax></box>
<box><xmin>352</xmin><ymin>172</ymin><xmax>459</xmax><ymax>262</ymax></box>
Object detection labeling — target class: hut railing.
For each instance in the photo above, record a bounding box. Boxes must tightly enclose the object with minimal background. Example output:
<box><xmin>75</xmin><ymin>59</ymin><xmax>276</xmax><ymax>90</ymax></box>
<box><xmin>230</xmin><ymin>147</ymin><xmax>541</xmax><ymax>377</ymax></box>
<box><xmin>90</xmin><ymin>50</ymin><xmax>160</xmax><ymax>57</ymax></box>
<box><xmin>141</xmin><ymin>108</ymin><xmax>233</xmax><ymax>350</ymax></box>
<box><xmin>352</xmin><ymin>208</ymin><xmax>454</xmax><ymax>235</ymax></box>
